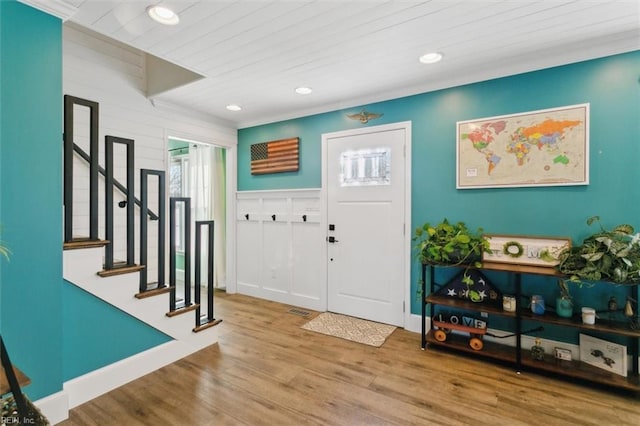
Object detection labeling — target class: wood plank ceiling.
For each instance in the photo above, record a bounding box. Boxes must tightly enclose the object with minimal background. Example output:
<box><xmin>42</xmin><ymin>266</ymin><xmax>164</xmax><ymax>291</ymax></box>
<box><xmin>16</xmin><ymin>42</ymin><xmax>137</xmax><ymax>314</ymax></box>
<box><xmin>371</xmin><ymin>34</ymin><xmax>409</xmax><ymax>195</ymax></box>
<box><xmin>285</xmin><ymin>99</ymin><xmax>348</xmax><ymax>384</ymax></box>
<box><xmin>54</xmin><ymin>1</ymin><xmax>640</xmax><ymax>126</ymax></box>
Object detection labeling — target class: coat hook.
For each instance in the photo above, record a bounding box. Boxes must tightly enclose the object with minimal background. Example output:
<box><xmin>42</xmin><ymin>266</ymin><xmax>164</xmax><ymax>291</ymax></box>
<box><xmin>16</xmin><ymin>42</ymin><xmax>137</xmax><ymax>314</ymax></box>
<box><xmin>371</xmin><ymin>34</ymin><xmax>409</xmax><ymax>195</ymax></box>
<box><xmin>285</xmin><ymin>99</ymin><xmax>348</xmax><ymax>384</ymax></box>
<box><xmin>272</xmin><ymin>214</ymin><xmax>276</xmax><ymax>221</ymax></box>
<box><xmin>302</xmin><ymin>214</ymin><xmax>307</xmax><ymax>222</ymax></box>
<box><xmin>245</xmin><ymin>213</ymin><xmax>249</xmax><ymax>220</ymax></box>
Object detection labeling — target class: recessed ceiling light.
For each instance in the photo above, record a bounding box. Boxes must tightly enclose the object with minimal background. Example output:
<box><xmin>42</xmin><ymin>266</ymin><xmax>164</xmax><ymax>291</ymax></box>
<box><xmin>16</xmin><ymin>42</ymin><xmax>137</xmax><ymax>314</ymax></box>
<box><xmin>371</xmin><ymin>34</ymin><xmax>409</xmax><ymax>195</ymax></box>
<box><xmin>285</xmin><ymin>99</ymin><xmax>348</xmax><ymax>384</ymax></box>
<box><xmin>419</xmin><ymin>52</ymin><xmax>443</xmax><ymax>64</ymax></box>
<box><xmin>147</xmin><ymin>5</ymin><xmax>180</xmax><ymax>25</ymax></box>
<box><xmin>226</xmin><ymin>104</ymin><xmax>242</xmax><ymax>111</ymax></box>
<box><xmin>295</xmin><ymin>86</ymin><xmax>313</xmax><ymax>95</ymax></box>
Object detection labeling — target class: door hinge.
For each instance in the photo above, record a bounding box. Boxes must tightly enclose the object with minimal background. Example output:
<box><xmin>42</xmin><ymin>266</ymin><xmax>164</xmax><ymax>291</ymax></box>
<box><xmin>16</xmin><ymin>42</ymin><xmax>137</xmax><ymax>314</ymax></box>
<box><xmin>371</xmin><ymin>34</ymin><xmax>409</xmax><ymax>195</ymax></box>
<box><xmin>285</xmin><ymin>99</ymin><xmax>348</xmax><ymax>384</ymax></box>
<box><xmin>403</xmin><ymin>301</ymin><xmax>405</xmax><ymax>313</ymax></box>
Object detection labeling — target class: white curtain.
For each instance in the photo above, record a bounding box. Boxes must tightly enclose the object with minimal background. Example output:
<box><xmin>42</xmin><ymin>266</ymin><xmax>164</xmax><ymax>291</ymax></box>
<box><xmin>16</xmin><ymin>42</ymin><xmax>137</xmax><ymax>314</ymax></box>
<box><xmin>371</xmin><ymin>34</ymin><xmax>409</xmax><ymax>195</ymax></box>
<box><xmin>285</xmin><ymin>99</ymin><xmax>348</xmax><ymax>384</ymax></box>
<box><xmin>188</xmin><ymin>144</ymin><xmax>226</xmax><ymax>288</ymax></box>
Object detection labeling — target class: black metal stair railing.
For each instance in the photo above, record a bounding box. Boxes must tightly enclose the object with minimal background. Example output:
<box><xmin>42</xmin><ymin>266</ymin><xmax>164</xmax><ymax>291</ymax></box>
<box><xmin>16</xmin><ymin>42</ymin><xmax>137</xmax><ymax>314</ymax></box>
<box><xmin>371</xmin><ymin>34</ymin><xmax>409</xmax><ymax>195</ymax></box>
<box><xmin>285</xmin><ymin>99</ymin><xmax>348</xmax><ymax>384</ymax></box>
<box><xmin>63</xmin><ymin>94</ymin><xmax>221</xmax><ymax>332</ymax></box>
<box><xmin>64</xmin><ymin>95</ymin><xmax>99</xmax><ymax>243</ymax></box>
<box><xmin>104</xmin><ymin>135</ymin><xmax>135</xmax><ymax>270</ymax></box>
<box><xmin>193</xmin><ymin>220</ymin><xmax>222</xmax><ymax>332</ymax></box>
<box><xmin>139</xmin><ymin>169</ymin><xmax>166</xmax><ymax>294</ymax></box>
<box><xmin>169</xmin><ymin>197</ymin><xmax>193</xmax><ymax>314</ymax></box>
<box><xmin>72</xmin><ymin>143</ymin><xmax>159</xmax><ymax>221</ymax></box>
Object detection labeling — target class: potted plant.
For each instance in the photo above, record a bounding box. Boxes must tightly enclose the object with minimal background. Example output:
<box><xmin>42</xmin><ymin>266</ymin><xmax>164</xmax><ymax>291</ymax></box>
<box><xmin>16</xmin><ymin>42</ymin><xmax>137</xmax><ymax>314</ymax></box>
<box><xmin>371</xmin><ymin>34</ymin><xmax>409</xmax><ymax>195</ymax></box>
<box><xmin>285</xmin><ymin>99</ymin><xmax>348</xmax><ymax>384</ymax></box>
<box><xmin>557</xmin><ymin>216</ymin><xmax>640</xmax><ymax>284</ymax></box>
<box><xmin>414</xmin><ymin>218</ymin><xmax>490</xmax><ymax>269</ymax></box>
<box><xmin>555</xmin><ymin>279</ymin><xmax>574</xmax><ymax>318</ymax></box>
<box><xmin>414</xmin><ymin>218</ymin><xmax>490</xmax><ymax>266</ymax></box>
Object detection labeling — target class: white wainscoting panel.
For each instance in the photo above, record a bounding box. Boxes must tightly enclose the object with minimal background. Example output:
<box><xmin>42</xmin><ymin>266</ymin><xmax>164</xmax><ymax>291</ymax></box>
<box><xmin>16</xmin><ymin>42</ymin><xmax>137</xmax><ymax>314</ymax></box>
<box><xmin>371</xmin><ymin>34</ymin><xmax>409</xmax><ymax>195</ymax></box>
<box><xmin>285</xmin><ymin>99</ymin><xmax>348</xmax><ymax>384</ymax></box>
<box><xmin>237</xmin><ymin>189</ymin><xmax>324</xmax><ymax>311</ymax></box>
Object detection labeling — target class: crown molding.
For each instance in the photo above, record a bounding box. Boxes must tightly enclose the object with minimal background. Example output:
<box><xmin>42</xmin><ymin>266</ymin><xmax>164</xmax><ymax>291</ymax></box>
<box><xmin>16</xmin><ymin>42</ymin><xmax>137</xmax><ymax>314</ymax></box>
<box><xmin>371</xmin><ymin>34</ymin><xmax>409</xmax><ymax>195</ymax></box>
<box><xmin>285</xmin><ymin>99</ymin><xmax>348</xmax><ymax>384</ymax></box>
<box><xmin>18</xmin><ymin>0</ymin><xmax>78</xmax><ymax>21</ymax></box>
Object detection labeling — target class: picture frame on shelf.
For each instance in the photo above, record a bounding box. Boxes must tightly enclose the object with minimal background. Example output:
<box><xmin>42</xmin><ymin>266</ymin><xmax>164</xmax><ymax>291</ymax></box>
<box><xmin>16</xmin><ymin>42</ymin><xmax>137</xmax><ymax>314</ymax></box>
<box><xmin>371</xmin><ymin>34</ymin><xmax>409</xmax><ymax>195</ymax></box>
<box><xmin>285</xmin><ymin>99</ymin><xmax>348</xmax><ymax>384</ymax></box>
<box><xmin>579</xmin><ymin>333</ymin><xmax>627</xmax><ymax>377</ymax></box>
<box><xmin>482</xmin><ymin>234</ymin><xmax>571</xmax><ymax>267</ymax></box>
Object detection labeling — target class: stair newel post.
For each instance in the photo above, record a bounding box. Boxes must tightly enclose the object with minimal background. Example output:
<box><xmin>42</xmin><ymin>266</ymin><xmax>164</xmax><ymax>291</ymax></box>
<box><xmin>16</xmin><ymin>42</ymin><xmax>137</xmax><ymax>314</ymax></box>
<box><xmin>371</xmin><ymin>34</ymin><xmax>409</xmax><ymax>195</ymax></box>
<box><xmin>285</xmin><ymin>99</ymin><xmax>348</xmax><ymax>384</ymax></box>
<box><xmin>193</xmin><ymin>220</ymin><xmax>222</xmax><ymax>332</ymax></box>
<box><xmin>140</xmin><ymin>169</ymin><xmax>166</xmax><ymax>293</ymax></box>
<box><xmin>63</xmin><ymin>95</ymin><xmax>99</xmax><ymax>243</ymax></box>
<box><xmin>205</xmin><ymin>221</ymin><xmax>215</xmax><ymax>322</ymax></box>
<box><xmin>169</xmin><ymin>197</ymin><xmax>191</xmax><ymax>312</ymax></box>
<box><xmin>105</xmin><ymin>136</ymin><xmax>135</xmax><ymax>270</ymax></box>
<box><xmin>194</xmin><ymin>221</ymin><xmax>203</xmax><ymax>325</ymax></box>
<box><xmin>183</xmin><ymin>199</ymin><xmax>192</xmax><ymax>307</ymax></box>
<box><xmin>194</xmin><ymin>220</ymin><xmax>215</xmax><ymax>328</ymax></box>
<box><xmin>105</xmin><ymin>137</ymin><xmax>114</xmax><ymax>269</ymax></box>
<box><xmin>125</xmin><ymin>138</ymin><xmax>135</xmax><ymax>266</ymax></box>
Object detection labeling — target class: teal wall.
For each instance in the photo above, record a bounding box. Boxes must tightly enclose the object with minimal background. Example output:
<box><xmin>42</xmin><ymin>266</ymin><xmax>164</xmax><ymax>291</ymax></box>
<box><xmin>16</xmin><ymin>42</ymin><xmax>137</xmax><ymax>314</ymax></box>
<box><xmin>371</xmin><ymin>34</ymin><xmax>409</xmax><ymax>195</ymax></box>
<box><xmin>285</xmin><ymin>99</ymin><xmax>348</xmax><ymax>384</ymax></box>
<box><xmin>238</xmin><ymin>51</ymin><xmax>640</xmax><ymax>316</ymax></box>
<box><xmin>0</xmin><ymin>1</ymin><xmax>64</xmax><ymax>399</ymax></box>
<box><xmin>62</xmin><ymin>281</ymin><xmax>171</xmax><ymax>380</ymax></box>
<box><xmin>0</xmin><ymin>1</ymin><xmax>174</xmax><ymax>400</ymax></box>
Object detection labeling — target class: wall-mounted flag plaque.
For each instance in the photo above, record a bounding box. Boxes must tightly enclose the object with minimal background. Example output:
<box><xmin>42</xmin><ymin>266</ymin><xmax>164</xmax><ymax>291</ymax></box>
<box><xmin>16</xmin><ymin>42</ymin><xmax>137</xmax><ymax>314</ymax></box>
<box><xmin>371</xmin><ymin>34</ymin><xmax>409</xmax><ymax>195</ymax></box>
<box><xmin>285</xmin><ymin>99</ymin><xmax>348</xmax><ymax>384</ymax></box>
<box><xmin>250</xmin><ymin>137</ymin><xmax>299</xmax><ymax>175</ymax></box>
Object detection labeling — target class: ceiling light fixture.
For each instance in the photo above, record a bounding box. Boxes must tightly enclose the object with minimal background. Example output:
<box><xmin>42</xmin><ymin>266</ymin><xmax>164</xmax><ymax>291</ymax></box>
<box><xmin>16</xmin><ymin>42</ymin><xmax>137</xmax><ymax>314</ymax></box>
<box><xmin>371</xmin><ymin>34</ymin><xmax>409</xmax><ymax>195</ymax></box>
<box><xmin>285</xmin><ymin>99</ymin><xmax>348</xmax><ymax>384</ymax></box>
<box><xmin>295</xmin><ymin>86</ymin><xmax>313</xmax><ymax>95</ymax></box>
<box><xmin>226</xmin><ymin>104</ymin><xmax>242</xmax><ymax>111</ymax></box>
<box><xmin>147</xmin><ymin>5</ymin><xmax>180</xmax><ymax>25</ymax></box>
<box><xmin>419</xmin><ymin>52</ymin><xmax>443</xmax><ymax>64</ymax></box>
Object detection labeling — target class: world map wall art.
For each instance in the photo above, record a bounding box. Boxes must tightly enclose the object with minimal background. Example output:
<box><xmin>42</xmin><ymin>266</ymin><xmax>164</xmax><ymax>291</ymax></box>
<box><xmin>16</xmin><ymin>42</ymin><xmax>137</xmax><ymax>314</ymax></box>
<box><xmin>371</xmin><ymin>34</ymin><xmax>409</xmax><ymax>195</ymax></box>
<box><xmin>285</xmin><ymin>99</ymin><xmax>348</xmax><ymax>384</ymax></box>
<box><xmin>456</xmin><ymin>103</ymin><xmax>589</xmax><ymax>189</ymax></box>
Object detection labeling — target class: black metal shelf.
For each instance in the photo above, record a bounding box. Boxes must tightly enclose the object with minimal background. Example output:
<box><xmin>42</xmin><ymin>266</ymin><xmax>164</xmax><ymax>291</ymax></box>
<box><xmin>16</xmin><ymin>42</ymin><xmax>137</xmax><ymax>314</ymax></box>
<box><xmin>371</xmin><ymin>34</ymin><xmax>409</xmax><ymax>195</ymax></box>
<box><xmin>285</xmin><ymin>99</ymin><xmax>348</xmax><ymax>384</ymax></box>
<box><xmin>421</xmin><ymin>262</ymin><xmax>640</xmax><ymax>393</ymax></box>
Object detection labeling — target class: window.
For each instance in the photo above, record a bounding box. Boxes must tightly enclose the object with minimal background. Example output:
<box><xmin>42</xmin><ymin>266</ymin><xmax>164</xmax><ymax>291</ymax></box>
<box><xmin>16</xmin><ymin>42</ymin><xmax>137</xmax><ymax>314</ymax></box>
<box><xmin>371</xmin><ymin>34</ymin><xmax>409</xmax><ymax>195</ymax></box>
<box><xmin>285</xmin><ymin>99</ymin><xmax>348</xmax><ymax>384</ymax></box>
<box><xmin>339</xmin><ymin>147</ymin><xmax>391</xmax><ymax>186</ymax></box>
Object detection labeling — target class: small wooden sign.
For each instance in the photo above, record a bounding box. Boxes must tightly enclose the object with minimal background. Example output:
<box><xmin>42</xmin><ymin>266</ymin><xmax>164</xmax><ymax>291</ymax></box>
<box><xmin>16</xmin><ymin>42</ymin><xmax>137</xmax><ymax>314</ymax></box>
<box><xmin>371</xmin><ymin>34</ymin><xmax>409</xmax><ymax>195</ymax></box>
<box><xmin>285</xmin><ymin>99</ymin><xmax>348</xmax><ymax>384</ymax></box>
<box><xmin>483</xmin><ymin>234</ymin><xmax>571</xmax><ymax>267</ymax></box>
<box><xmin>250</xmin><ymin>137</ymin><xmax>299</xmax><ymax>175</ymax></box>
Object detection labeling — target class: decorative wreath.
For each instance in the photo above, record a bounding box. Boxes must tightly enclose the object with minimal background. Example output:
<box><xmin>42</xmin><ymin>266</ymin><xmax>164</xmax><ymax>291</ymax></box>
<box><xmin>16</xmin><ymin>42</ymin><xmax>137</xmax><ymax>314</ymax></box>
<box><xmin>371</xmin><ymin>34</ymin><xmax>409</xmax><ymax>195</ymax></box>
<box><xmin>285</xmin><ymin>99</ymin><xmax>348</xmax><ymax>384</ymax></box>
<box><xmin>503</xmin><ymin>241</ymin><xmax>524</xmax><ymax>258</ymax></box>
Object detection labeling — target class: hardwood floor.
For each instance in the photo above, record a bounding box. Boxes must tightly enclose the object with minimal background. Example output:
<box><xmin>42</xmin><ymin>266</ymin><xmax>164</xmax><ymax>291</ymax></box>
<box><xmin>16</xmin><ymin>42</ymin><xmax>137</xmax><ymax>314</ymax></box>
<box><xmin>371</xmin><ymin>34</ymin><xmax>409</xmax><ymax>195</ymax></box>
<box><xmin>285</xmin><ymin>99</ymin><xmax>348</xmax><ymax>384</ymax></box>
<box><xmin>60</xmin><ymin>291</ymin><xmax>639</xmax><ymax>425</ymax></box>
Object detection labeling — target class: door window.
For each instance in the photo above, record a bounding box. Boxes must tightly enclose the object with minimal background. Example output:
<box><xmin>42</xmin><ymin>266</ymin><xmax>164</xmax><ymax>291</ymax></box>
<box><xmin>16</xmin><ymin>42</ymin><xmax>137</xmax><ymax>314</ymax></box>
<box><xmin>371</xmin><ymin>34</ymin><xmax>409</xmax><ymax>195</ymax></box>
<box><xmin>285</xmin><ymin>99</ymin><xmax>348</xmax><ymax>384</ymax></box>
<box><xmin>339</xmin><ymin>148</ymin><xmax>391</xmax><ymax>186</ymax></box>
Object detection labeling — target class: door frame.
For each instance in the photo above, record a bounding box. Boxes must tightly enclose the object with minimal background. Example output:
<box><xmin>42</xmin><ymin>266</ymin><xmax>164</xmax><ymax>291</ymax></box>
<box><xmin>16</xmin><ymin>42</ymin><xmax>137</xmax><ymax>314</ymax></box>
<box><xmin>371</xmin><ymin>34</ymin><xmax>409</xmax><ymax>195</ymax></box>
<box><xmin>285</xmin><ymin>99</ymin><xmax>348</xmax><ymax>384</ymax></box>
<box><xmin>164</xmin><ymin>129</ymin><xmax>237</xmax><ymax>295</ymax></box>
<box><xmin>320</xmin><ymin>121</ymin><xmax>412</xmax><ymax>328</ymax></box>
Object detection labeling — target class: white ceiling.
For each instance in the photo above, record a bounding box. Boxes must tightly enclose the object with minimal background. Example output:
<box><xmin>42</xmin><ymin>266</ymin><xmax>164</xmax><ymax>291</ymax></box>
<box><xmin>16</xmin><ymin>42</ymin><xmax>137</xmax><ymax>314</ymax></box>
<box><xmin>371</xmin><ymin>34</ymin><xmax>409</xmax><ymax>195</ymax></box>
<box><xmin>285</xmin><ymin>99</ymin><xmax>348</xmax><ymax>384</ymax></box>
<box><xmin>27</xmin><ymin>1</ymin><xmax>640</xmax><ymax>128</ymax></box>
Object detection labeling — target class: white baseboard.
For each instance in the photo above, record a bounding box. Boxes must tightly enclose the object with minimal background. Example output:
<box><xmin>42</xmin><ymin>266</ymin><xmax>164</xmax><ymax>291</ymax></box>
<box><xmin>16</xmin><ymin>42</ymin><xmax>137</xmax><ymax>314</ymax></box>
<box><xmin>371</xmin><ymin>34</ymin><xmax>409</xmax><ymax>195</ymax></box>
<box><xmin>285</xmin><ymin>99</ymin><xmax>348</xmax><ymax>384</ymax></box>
<box><xmin>34</xmin><ymin>391</ymin><xmax>69</xmax><ymax>425</ymax></box>
<box><xmin>406</xmin><ymin>313</ymin><xmax>424</xmax><ymax>334</ymax></box>
<box><xmin>63</xmin><ymin>339</ymin><xmax>205</xmax><ymax>410</ymax></box>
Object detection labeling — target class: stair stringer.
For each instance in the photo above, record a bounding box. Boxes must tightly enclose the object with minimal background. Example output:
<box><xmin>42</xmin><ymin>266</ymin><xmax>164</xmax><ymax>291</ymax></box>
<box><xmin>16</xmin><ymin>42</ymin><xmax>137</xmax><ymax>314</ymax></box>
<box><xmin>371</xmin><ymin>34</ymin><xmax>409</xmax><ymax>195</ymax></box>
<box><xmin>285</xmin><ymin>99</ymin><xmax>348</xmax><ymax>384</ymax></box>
<box><xmin>63</xmin><ymin>246</ymin><xmax>218</xmax><ymax>354</ymax></box>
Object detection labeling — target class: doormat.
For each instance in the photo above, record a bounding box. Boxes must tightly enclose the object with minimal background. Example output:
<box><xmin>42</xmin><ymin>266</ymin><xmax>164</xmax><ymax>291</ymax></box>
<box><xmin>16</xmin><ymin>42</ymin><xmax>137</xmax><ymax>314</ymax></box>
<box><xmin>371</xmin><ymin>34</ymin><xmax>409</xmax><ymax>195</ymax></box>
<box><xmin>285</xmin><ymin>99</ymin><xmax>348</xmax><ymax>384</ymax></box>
<box><xmin>301</xmin><ymin>312</ymin><xmax>396</xmax><ymax>347</ymax></box>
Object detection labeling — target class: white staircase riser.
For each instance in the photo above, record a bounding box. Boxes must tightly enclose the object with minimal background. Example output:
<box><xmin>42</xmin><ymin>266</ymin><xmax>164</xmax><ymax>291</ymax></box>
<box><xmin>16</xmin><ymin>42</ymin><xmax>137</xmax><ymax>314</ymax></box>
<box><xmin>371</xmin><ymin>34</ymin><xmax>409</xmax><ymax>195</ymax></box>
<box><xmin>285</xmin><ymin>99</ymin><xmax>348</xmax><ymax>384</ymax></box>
<box><xmin>63</xmin><ymin>248</ymin><xmax>217</xmax><ymax>349</ymax></box>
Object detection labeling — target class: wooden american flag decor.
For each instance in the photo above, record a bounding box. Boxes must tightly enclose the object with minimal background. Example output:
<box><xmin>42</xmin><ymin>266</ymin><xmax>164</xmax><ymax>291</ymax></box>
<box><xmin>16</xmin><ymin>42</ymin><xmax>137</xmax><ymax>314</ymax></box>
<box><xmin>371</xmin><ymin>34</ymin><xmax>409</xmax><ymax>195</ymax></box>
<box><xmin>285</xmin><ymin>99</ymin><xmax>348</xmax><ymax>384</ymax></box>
<box><xmin>250</xmin><ymin>137</ymin><xmax>299</xmax><ymax>175</ymax></box>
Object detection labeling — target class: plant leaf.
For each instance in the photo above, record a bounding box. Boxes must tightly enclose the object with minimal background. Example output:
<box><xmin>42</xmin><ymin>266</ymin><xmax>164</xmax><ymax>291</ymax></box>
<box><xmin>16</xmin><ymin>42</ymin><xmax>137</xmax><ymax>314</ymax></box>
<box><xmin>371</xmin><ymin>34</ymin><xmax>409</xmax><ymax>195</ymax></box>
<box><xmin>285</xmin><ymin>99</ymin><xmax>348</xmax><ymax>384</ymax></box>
<box><xmin>613</xmin><ymin>224</ymin><xmax>634</xmax><ymax>235</ymax></box>
<box><xmin>581</xmin><ymin>252</ymin><xmax>603</xmax><ymax>261</ymax></box>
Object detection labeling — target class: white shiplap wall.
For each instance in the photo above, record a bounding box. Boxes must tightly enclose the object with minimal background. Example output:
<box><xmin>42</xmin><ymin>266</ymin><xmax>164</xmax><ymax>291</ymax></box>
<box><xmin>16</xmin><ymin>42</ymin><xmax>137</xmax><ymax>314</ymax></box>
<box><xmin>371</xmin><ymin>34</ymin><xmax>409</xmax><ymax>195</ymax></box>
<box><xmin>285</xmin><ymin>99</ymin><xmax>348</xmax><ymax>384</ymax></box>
<box><xmin>63</xmin><ymin>23</ymin><xmax>236</xmax><ymax>282</ymax></box>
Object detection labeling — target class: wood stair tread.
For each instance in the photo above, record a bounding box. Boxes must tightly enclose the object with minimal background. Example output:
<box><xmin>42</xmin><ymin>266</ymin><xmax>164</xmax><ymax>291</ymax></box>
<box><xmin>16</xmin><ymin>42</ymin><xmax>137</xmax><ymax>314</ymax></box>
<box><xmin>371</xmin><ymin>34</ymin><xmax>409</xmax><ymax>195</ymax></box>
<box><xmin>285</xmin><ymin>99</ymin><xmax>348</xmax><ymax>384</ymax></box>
<box><xmin>193</xmin><ymin>318</ymin><xmax>222</xmax><ymax>333</ymax></box>
<box><xmin>63</xmin><ymin>239</ymin><xmax>109</xmax><ymax>250</ymax></box>
<box><xmin>97</xmin><ymin>264</ymin><xmax>145</xmax><ymax>277</ymax></box>
<box><xmin>166</xmin><ymin>304</ymin><xmax>200</xmax><ymax>318</ymax></box>
<box><xmin>135</xmin><ymin>285</ymin><xmax>173</xmax><ymax>299</ymax></box>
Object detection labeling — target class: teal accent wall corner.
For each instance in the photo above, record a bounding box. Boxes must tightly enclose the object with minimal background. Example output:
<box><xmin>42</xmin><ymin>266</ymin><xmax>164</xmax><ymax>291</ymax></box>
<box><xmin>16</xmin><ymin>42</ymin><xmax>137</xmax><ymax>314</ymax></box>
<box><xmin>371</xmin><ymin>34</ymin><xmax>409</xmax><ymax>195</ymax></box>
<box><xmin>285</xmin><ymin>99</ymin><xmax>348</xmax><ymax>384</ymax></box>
<box><xmin>62</xmin><ymin>281</ymin><xmax>172</xmax><ymax>380</ymax></box>
<box><xmin>0</xmin><ymin>1</ymin><xmax>64</xmax><ymax>399</ymax></box>
<box><xmin>238</xmin><ymin>51</ymin><xmax>640</xmax><ymax>317</ymax></box>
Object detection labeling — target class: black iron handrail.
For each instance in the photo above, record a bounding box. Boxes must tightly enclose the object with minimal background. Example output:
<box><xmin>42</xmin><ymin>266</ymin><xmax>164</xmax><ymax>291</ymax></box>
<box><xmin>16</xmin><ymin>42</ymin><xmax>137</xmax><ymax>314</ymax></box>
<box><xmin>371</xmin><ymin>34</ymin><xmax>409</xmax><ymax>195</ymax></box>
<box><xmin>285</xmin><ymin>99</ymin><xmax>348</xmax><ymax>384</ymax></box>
<box><xmin>72</xmin><ymin>143</ymin><xmax>159</xmax><ymax>221</ymax></box>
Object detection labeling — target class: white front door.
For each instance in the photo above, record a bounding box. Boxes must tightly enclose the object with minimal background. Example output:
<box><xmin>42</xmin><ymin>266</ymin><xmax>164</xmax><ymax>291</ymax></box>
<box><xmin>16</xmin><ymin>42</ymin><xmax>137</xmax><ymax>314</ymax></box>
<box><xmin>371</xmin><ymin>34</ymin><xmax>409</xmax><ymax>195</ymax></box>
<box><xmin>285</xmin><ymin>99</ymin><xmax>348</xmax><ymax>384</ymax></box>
<box><xmin>323</xmin><ymin>122</ymin><xmax>409</xmax><ymax>326</ymax></box>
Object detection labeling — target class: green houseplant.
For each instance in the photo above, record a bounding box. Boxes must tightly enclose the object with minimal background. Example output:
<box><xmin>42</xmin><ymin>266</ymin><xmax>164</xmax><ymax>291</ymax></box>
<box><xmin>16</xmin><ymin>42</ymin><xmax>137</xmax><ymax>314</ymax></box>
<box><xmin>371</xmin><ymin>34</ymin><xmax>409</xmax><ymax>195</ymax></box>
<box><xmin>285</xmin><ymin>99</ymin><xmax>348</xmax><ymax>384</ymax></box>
<box><xmin>414</xmin><ymin>218</ymin><xmax>490</xmax><ymax>267</ymax></box>
<box><xmin>557</xmin><ymin>216</ymin><xmax>640</xmax><ymax>284</ymax></box>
